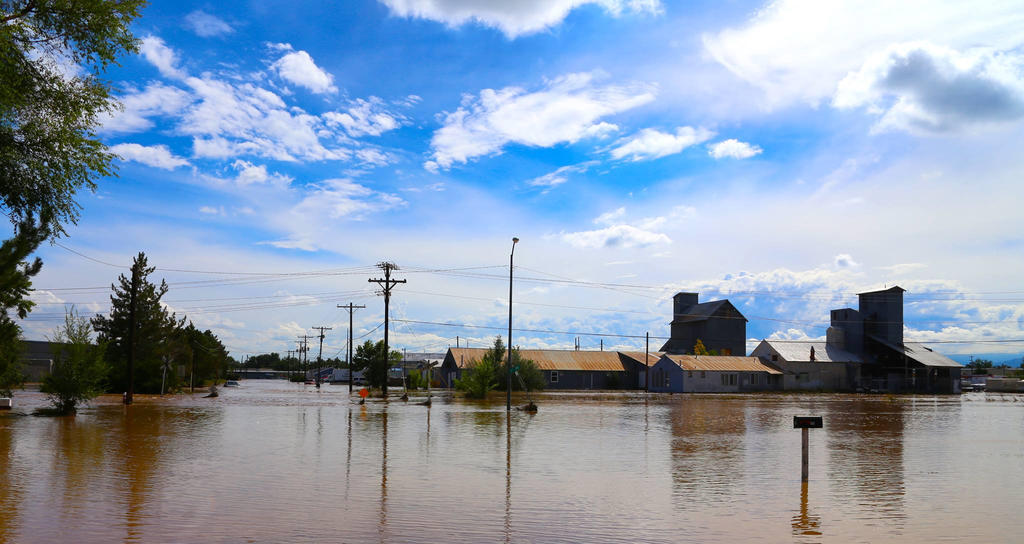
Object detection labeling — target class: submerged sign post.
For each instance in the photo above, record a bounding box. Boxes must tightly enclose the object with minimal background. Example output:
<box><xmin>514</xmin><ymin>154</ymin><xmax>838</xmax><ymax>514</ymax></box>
<box><xmin>793</xmin><ymin>416</ymin><xmax>823</xmax><ymax>482</ymax></box>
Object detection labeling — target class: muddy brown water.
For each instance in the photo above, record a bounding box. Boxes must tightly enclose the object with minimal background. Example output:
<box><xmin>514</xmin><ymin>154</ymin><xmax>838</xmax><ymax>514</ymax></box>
<box><xmin>1</xmin><ymin>381</ymin><xmax>1022</xmax><ymax>543</ymax></box>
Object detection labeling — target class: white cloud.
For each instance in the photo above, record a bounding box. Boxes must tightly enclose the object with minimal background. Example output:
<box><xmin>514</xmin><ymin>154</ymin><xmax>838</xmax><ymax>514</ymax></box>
<box><xmin>833</xmin><ymin>254</ymin><xmax>859</xmax><ymax>268</ymax></box>
<box><xmin>101</xmin><ymin>82</ymin><xmax>193</xmax><ymax>134</ymax></box>
<box><xmin>272</xmin><ymin>50</ymin><xmax>337</xmax><ymax>94</ymax></box>
<box><xmin>231</xmin><ymin>160</ymin><xmax>293</xmax><ymax>186</ymax></box>
<box><xmin>708</xmin><ymin>139</ymin><xmax>762</xmax><ymax>159</ymax></box>
<box><xmin>428</xmin><ymin>71</ymin><xmax>656</xmax><ymax>170</ymax></box>
<box><xmin>703</xmin><ymin>0</ymin><xmax>1024</xmax><ymax>108</ymax></box>
<box><xmin>199</xmin><ymin>206</ymin><xmax>223</xmax><ymax>215</ymax></box>
<box><xmin>184</xmin><ymin>11</ymin><xmax>234</xmax><ymax>37</ymax></box>
<box><xmin>139</xmin><ymin>36</ymin><xmax>185</xmax><ymax>79</ymax></box>
<box><xmin>527</xmin><ymin>161</ymin><xmax>598</xmax><ymax>188</ymax></box>
<box><xmin>323</xmin><ymin>98</ymin><xmax>403</xmax><ymax>137</ymax></box>
<box><xmin>833</xmin><ymin>43</ymin><xmax>1024</xmax><ymax>134</ymax></box>
<box><xmin>594</xmin><ymin>207</ymin><xmax>626</xmax><ymax>225</ymax></box>
<box><xmin>560</xmin><ymin>206</ymin><xmax>695</xmax><ymax>249</ymax></box>
<box><xmin>378</xmin><ymin>0</ymin><xmax>662</xmax><ymax>38</ymax></box>
<box><xmin>110</xmin><ymin>143</ymin><xmax>190</xmax><ymax>170</ymax></box>
<box><xmin>610</xmin><ymin>126</ymin><xmax>713</xmax><ymax>161</ymax></box>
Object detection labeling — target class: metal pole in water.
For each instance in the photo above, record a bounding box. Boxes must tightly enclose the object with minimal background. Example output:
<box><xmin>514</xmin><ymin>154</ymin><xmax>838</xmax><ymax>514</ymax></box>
<box><xmin>801</xmin><ymin>427</ymin><xmax>809</xmax><ymax>483</ymax></box>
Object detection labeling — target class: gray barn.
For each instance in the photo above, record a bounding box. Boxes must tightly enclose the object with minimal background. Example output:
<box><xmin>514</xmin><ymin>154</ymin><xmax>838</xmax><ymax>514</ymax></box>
<box><xmin>659</xmin><ymin>292</ymin><xmax>747</xmax><ymax>356</ymax></box>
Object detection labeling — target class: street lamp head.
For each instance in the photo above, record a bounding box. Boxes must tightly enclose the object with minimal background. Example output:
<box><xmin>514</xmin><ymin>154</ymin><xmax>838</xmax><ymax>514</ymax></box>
<box><xmin>512</xmin><ymin>237</ymin><xmax>519</xmax><ymax>244</ymax></box>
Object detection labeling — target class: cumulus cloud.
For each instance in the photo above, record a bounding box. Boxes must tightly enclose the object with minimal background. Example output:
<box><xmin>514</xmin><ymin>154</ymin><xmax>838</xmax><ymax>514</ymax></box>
<box><xmin>231</xmin><ymin>160</ymin><xmax>293</xmax><ymax>186</ymax></box>
<box><xmin>109</xmin><ymin>143</ymin><xmax>190</xmax><ymax>170</ymax></box>
<box><xmin>101</xmin><ymin>82</ymin><xmax>193</xmax><ymax>134</ymax></box>
<box><xmin>560</xmin><ymin>205</ymin><xmax>694</xmax><ymax>249</ymax></box>
<box><xmin>427</xmin><ymin>72</ymin><xmax>656</xmax><ymax>170</ymax></box>
<box><xmin>834</xmin><ymin>254</ymin><xmax>859</xmax><ymax>268</ymax></box>
<box><xmin>139</xmin><ymin>36</ymin><xmax>185</xmax><ymax>79</ymax></box>
<box><xmin>199</xmin><ymin>206</ymin><xmax>221</xmax><ymax>214</ymax></box>
<box><xmin>703</xmin><ymin>0</ymin><xmax>1024</xmax><ymax>108</ymax></box>
<box><xmin>378</xmin><ymin>0</ymin><xmax>662</xmax><ymax>38</ymax></box>
<box><xmin>323</xmin><ymin>98</ymin><xmax>403</xmax><ymax>137</ymax></box>
<box><xmin>184</xmin><ymin>10</ymin><xmax>234</xmax><ymax>37</ymax></box>
<box><xmin>833</xmin><ymin>43</ymin><xmax>1024</xmax><ymax>134</ymax></box>
<box><xmin>272</xmin><ymin>49</ymin><xmax>337</xmax><ymax>94</ymax></box>
<box><xmin>708</xmin><ymin>139</ymin><xmax>762</xmax><ymax>159</ymax></box>
<box><xmin>609</xmin><ymin>126</ymin><xmax>713</xmax><ymax>161</ymax></box>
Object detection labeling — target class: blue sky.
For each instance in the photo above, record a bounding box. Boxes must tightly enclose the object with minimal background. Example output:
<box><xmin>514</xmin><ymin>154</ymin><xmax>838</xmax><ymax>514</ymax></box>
<box><xmin>13</xmin><ymin>0</ymin><xmax>1024</xmax><ymax>363</ymax></box>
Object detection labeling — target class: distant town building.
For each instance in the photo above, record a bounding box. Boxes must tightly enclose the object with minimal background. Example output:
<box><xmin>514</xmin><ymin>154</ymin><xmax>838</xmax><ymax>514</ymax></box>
<box><xmin>659</xmin><ymin>292</ymin><xmax>747</xmax><ymax>356</ymax></box>
<box><xmin>648</xmin><ymin>354</ymin><xmax>782</xmax><ymax>393</ymax></box>
<box><xmin>750</xmin><ymin>340</ymin><xmax>863</xmax><ymax>391</ymax></box>
<box><xmin>439</xmin><ymin>348</ymin><xmax>653</xmax><ymax>390</ymax></box>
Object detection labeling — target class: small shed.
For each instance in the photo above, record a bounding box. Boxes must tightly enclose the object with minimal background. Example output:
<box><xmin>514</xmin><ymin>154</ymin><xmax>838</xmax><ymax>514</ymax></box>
<box><xmin>649</xmin><ymin>354</ymin><xmax>782</xmax><ymax>393</ymax></box>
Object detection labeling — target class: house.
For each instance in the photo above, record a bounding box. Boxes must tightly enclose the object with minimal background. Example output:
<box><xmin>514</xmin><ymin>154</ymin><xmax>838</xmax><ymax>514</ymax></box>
<box><xmin>439</xmin><ymin>348</ymin><xmax>652</xmax><ymax>390</ymax></box>
<box><xmin>648</xmin><ymin>354</ymin><xmax>782</xmax><ymax>393</ymax></box>
<box><xmin>750</xmin><ymin>340</ymin><xmax>863</xmax><ymax>391</ymax></box>
<box><xmin>659</xmin><ymin>292</ymin><xmax>747</xmax><ymax>356</ymax></box>
<box><xmin>17</xmin><ymin>340</ymin><xmax>60</xmax><ymax>381</ymax></box>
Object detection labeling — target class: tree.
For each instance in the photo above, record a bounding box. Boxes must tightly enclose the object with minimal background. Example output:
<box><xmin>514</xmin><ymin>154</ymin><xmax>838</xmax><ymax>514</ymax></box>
<box><xmin>351</xmin><ymin>340</ymin><xmax>401</xmax><ymax>392</ymax></box>
<box><xmin>1</xmin><ymin>0</ymin><xmax>143</xmax><ymax>395</ymax></box>
<box><xmin>693</xmin><ymin>339</ymin><xmax>709</xmax><ymax>356</ymax></box>
<box><xmin>40</xmin><ymin>306</ymin><xmax>107</xmax><ymax>414</ymax></box>
<box><xmin>92</xmin><ymin>252</ymin><xmax>177</xmax><ymax>396</ymax></box>
<box><xmin>0</xmin><ymin>216</ymin><xmax>48</xmax><ymax>397</ymax></box>
<box><xmin>455</xmin><ymin>352</ymin><xmax>500</xmax><ymax>399</ymax></box>
<box><xmin>970</xmin><ymin>358</ymin><xmax>994</xmax><ymax>374</ymax></box>
<box><xmin>1</xmin><ymin>0</ymin><xmax>144</xmax><ymax>237</ymax></box>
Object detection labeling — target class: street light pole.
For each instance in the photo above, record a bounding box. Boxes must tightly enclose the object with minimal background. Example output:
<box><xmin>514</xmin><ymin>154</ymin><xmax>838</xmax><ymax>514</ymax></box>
<box><xmin>507</xmin><ymin>237</ymin><xmax>519</xmax><ymax>412</ymax></box>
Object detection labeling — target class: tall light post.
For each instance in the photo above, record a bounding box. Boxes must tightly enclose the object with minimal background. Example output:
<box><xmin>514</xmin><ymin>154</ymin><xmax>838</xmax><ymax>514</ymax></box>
<box><xmin>507</xmin><ymin>237</ymin><xmax>519</xmax><ymax>412</ymax></box>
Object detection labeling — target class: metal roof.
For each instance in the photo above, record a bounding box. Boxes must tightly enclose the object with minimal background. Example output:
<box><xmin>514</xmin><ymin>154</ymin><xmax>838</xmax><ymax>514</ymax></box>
<box><xmin>755</xmin><ymin>340</ymin><xmax>863</xmax><ymax>363</ymax></box>
<box><xmin>618</xmin><ymin>351</ymin><xmax>664</xmax><ymax>367</ymax></box>
<box><xmin>660</xmin><ymin>354</ymin><xmax>782</xmax><ymax>374</ymax></box>
<box><xmin>446</xmin><ymin>348</ymin><xmax>641</xmax><ymax>371</ymax></box>
<box><xmin>867</xmin><ymin>336</ymin><xmax>962</xmax><ymax>368</ymax></box>
<box><xmin>672</xmin><ymin>300</ymin><xmax>747</xmax><ymax>323</ymax></box>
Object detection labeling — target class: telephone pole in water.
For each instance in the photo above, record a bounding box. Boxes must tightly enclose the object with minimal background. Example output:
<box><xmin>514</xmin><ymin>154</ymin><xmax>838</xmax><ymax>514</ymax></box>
<box><xmin>298</xmin><ymin>335</ymin><xmax>314</xmax><ymax>381</ymax></box>
<box><xmin>312</xmin><ymin>326</ymin><xmax>332</xmax><ymax>387</ymax></box>
<box><xmin>369</xmin><ymin>262</ymin><xmax>405</xmax><ymax>397</ymax></box>
<box><xmin>338</xmin><ymin>303</ymin><xmax>366</xmax><ymax>393</ymax></box>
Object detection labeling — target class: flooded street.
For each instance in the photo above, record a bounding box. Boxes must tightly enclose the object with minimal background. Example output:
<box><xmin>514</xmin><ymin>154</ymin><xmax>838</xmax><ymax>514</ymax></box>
<box><xmin>2</xmin><ymin>381</ymin><xmax>1022</xmax><ymax>543</ymax></box>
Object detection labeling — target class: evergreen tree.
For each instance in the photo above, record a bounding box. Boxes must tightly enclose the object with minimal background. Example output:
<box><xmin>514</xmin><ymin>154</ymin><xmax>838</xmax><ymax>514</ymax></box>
<box><xmin>0</xmin><ymin>217</ymin><xmax>48</xmax><ymax>397</ymax></box>
<box><xmin>92</xmin><ymin>252</ymin><xmax>177</xmax><ymax>396</ymax></box>
<box><xmin>42</xmin><ymin>306</ymin><xmax>108</xmax><ymax>414</ymax></box>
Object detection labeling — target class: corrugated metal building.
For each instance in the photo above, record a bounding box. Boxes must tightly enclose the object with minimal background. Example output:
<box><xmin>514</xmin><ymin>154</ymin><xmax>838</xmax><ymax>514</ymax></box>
<box><xmin>659</xmin><ymin>292</ymin><xmax>747</xmax><ymax>356</ymax></box>
<box><xmin>750</xmin><ymin>340</ymin><xmax>863</xmax><ymax>391</ymax></box>
<box><xmin>648</xmin><ymin>354</ymin><xmax>782</xmax><ymax>393</ymax></box>
<box><xmin>439</xmin><ymin>348</ymin><xmax>653</xmax><ymax>390</ymax></box>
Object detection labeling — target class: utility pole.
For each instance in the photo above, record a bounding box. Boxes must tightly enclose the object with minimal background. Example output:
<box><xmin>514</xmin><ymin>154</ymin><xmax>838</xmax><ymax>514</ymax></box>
<box><xmin>338</xmin><ymin>303</ymin><xmax>366</xmax><ymax>393</ymax></box>
<box><xmin>507</xmin><ymin>237</ymin><xmax>519</xmax><ymax>412</ymax></box>
<box><xmin>645</xmin><ymin>331</ymin><xmax>650</xmax><ymax>393</ymax></box>
<box><xmin>312</xmin><ymin>326</ymin><xmax>332</xmax><ymax>388</ymax></box>
<box><xmin>125</xmin><ymin>262</ymin><xmax>140</xmax><ymax>405</ymax></box>
<box><xmin>369</xmin><ymin>262</ymin><xmax>405</xmax><ymax>398</ymax></box>
<box><xmin>298</xmin><ymin>335</ymin><xmax>314</xmax><ymax>381</ymax></box>
<box><xmin>286</xmin><ymin>349</ymin><xmax>295</xmax><ymax>380</ymax></box>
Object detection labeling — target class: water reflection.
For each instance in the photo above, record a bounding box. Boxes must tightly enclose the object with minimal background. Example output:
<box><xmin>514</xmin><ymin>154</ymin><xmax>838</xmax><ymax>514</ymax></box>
<box><xmin>0</xmin><ymin>418</ymin><xmax>23</xmax><ymax>541</ymax></box>
<box><xmin>825</xmin><ymin>398</ymin><xmax>907</xmax><ymax>532</ymax></box>
<box><xmin>792</xmin><ymin>481</ymin><xmax>822</xmax><ymax>537</ymax></box>
<box><xmin>668</xmin><ymin>396</ymin><xmax>748</xmax><ymax>507</ymax></box>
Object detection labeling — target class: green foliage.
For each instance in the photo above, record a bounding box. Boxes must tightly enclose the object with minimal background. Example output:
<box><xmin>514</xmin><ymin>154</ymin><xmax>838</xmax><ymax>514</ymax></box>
<box><xmin>513</xmin><ymin>354</ymin><xmax>544</xmax><ymax>392</ymax></box>
<box><xmin>455</xmin><ymin>352</ymin><xmax>500</xmax><ymax>399</ymax></box>
<box><xmin>406</xmin><ymin>369</ymin><xmax>427</xmax><ymax>390</ymax></box>
<box><xmin>1</xmin><ymin>0</ymin><xmax>145</xmax><ymax>237</ymax></box>
<box><xmin>91</xmin><ymin>252</ymin><xmax>178</xmax><ymax>394</ymax></box>
<box><xmin>0</xmin><ymin>216</ymin><xmax>48</xmax><ymax>396</ymax></box>
<box><xmin>352</xmin><ymin>340</ymin><xmax>401</xmax><ymax>392</ymax></box>
<box><xmin>41</xmin><ymin>307</ymin><xmax>107</xmax><ymax>414</ymax></box>
<box><xmin>970</xmin><ymin>358</ymin><xmax>994</xmax><ymax>373</ymax></box>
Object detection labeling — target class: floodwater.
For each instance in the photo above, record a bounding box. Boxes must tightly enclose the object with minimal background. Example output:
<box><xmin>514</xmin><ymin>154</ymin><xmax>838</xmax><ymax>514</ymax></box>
<box><xmin>1</xmin><ymin>382</ymin><xmax>1022</xmax><ymax>543</ymax></box>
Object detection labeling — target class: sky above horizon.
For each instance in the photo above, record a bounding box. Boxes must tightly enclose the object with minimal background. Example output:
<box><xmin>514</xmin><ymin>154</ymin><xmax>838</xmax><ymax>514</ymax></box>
<box><xmin>12</xmin><ymin>0</ymin><xmax>1024</xmax><ymax>364</ymax></box>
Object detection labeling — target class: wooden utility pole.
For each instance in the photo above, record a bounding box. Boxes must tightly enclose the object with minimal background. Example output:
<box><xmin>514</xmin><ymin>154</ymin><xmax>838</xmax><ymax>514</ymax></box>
<box><xmin>645</xmin><ymin>332</ymin><xmax>650</xmax><ymax>393</ymax></box>
<box><xmin>312</xmin><ymin>326</ymin><xmax>332</xmax><ymax>387</ymax></box>
<box><xmin>369</xmin><ymin>262</ymin><xmax>405</xmax><ymax>397</ymax></box>
<box><xmin>338</xmin><ymin>303</ymin><xmax>366</xmax><ymax>393</ymax></box>
<box><xmin>298</xmin><ymin>335</ymin><xmax>314</xmax><ymax>381</ymax></box>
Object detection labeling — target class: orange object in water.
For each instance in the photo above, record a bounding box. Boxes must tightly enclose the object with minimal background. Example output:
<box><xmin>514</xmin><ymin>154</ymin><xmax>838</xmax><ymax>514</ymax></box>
<box><xmin>358</xmin><ymin>388</ymin><xmax>369</xmax><ymax>398</ymax></box>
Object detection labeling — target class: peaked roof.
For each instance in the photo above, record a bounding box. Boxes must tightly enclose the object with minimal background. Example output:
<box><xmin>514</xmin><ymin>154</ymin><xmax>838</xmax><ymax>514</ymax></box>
<box><xmin>756</xmin><ymin>340</ymin><xmax>863</xmax><ymax>363</ymax></box>
<box><xmin>659</xmin><ymin>354</ymin><xmax>782</xmax><ymax>374</ymax></box>
<box><xmin>672</xmin><ymin>299</ymin><xmax>747</xmax><ymax>323</ymax></box>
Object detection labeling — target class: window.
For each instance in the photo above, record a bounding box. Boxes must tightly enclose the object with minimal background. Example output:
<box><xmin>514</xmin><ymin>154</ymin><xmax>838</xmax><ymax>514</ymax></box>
<box><xmin>771</xmin><ymin>354</ymin><xmax>779</xmax><ymax>362</ymax></box>
<box><xmin>550</xmin><ymin>371</ymin><xmax>559</xmax><ymax>383</ymax></box>
<box><xmin>721</xmin><ymin>374</ymin><xmax>728</xmax><ymax>386</ymax></box>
